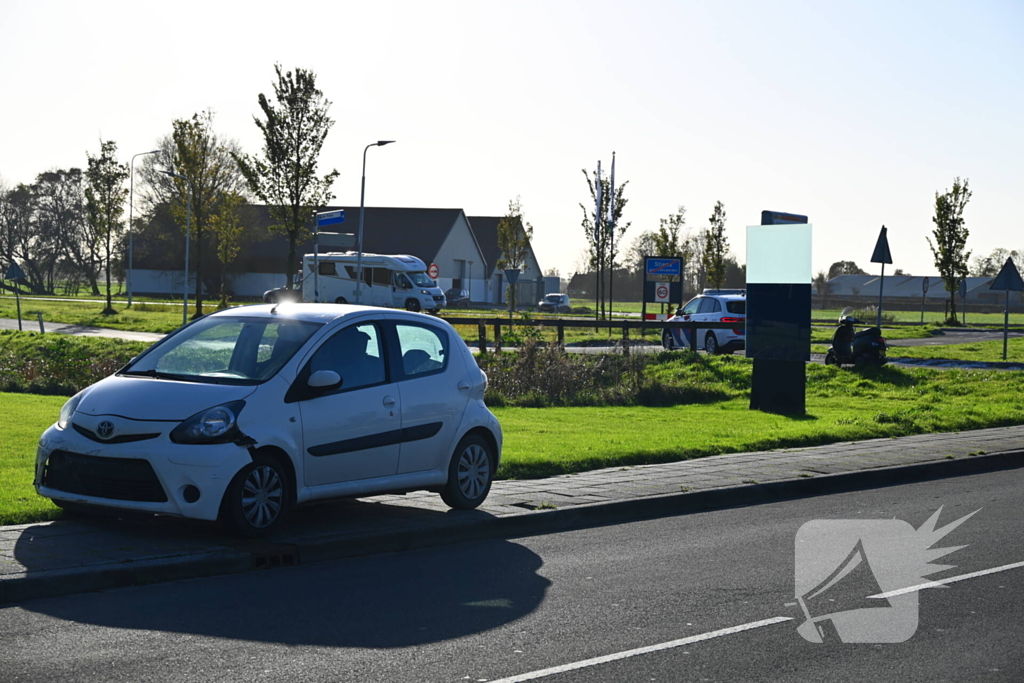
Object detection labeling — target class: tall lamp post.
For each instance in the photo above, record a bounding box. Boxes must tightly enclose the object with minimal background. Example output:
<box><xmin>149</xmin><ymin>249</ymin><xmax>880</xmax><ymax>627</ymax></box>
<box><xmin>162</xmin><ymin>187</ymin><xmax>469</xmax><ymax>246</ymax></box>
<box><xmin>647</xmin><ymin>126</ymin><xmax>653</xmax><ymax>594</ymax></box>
<box><xmin>160</xmin><ymin>170</ymin><xmax>192</xmax><ymax>326</ymax></box>
<box><xmin>355</xmin><ymin>140</ymin><xmax>395</xmax><ymax>304</ymax></box>
<box><xmin>127</xmin><ymin>149</ymin><xmax>161</xmax><ymax>307</ymax></box>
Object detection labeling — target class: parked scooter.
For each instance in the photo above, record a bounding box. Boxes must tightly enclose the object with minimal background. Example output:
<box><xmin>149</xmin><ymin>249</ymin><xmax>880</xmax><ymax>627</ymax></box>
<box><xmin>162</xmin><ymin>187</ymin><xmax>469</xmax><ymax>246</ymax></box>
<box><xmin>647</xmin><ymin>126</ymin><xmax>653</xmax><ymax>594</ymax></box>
<box><xmin>825</xmin><ymin>307</ymin><xmax>887</xmax><ymax>367</ymax></box>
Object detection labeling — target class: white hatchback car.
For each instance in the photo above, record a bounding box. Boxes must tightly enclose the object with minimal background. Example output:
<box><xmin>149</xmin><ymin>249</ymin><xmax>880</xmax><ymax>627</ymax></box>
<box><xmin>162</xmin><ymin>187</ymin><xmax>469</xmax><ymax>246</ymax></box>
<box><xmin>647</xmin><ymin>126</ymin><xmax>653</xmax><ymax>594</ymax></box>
<box><xmin>662</xmin><ymin>291</ymin><xmax>746</xmax><ymax>354</ymax></box>
<box><xmin>35</xmin><ymin>304</ymin><xmax>502</xmax><ymax>536</ymax></box>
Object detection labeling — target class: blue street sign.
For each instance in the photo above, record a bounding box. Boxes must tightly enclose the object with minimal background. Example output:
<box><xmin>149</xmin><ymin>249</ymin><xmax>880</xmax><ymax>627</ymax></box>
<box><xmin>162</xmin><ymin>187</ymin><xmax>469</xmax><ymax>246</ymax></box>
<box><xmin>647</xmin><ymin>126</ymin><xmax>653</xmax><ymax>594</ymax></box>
<box><xmin>316</xmin><ymin>210</ymin><xmax>346</xmax><ymax>227</ymax></box>
<box><xmin>645</xmin><ymin>258</ymin><xmax>681</xmax><ymax>277</ymax></box>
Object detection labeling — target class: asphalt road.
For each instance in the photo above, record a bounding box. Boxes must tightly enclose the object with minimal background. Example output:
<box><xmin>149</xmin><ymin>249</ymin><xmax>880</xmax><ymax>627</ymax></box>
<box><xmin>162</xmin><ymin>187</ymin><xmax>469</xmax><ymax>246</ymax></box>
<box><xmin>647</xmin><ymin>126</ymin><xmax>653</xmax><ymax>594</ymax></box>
<box><xmin>2</xmin><ymin>468</ymin><xmax>1021</xmax><ymax>682</ymax></box>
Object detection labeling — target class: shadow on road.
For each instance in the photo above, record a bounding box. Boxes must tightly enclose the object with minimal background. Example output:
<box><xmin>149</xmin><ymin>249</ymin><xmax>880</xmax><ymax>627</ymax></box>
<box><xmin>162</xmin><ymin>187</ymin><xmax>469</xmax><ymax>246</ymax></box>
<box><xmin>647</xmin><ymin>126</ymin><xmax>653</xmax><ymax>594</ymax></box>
<box><xmin>17</xmin><ymin>511</ymin><xmax>552</xmax><ymax>647</ymax></box>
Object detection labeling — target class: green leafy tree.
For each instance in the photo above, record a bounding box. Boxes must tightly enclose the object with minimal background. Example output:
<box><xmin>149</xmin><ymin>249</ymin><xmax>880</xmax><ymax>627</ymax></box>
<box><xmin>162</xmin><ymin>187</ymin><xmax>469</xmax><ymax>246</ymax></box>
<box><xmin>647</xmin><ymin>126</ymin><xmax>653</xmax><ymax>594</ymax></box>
<box><xmin>234</xmin><ymin>64</ymin><xmax>339</xmax><ymax>290</ymax></box>
<box><xmin>702</xmin><ymin>201</ymin><xmax>729</xmax><ymax>290</ymax></box>
<box><xmin>927</xmin><ymin>177</ymin><xmax>972</xmax><ymax>325</ymax></box>
<box><xmin>210</xmin><ymin>192</ymin><xmax>246</xmax><ymax>308</ymax></box>
<box><xmin>653</xmin><ymin>206</ymin><xmax>685</xmax><ymax>258</ymax></box>
<box><xmin>826</xmin><ymin>260</ymin><xmax>868</xmax><ymax>280</ymax></box>
<box><xmin>138</xmin><ymin>111</ymin><xmax>245</xmax><ymax>316</ymax></box>
<box><xmin>496</xmin><ymin>196</ymin><xmax>534</xmax><ymax>312</ymax></box>
<box><xmin>579</xmin><ymin>169</ymin><xmax>630</xmax><ymax>319</ymax></box>
<box><xmin>85</xmin><ymin>140</ymin><xmax>129</xmax><ymax>314</ymax></box>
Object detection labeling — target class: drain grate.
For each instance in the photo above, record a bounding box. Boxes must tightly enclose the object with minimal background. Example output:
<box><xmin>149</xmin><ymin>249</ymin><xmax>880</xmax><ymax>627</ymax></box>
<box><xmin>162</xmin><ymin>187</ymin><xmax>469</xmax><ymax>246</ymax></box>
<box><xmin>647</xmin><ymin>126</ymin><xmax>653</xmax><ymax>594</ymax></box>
<box><xmin>234</xmin><ymin>541</ymin><xmax>300</xmax><ymax>569</ymax></box>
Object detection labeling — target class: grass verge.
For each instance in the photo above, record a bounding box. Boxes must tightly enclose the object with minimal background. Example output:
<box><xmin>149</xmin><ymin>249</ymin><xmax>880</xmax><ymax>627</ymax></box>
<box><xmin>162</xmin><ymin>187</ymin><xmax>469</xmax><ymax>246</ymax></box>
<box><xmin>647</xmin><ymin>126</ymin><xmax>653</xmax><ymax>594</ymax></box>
<box><xmin>3</xmin><ymin>361</ymin><xmax>1024</xmax><ymax>525</ymax></box>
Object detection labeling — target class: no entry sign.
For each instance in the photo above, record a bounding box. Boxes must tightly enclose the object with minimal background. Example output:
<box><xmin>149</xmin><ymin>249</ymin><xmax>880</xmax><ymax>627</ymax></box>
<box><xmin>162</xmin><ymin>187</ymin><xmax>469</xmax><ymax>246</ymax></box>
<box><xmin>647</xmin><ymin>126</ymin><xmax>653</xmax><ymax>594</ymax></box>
<box><xmin>427</xmin><ymin>263</ymin><xmax>440</xmax><ymax>279</ymax></box>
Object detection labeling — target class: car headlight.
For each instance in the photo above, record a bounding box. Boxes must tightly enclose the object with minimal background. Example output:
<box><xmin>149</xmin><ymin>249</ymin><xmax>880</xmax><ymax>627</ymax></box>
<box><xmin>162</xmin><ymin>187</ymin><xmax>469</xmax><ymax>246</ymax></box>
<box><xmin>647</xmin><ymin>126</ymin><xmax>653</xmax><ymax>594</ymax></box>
<box><xmin>420</xmin><ymin>289</ymin><xmax>432</xmax><ymax>295</ymax></box>
<box><xmin>57</xmin><ymin>390</ymin><xmax>86</xmax><ymax>430</ymax></box>
<box><xmin>170</xmin><ymin>401</ymin><xmax>246</xmax><ymax>444</ymax></box>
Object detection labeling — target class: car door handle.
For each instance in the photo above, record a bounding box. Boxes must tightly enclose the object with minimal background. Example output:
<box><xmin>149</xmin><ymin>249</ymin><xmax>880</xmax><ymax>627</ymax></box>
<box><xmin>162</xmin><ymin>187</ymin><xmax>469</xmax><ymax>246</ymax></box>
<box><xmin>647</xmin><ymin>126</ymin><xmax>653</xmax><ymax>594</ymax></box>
<box><xmin>383</xmin><ymin>395</ymin><xmax>396</xmax><ymax>407</ymax></box>
<box><xmin>457</xmin><ymin>381</ymin><xmax>470</xmax><ymax>392</ymax></box>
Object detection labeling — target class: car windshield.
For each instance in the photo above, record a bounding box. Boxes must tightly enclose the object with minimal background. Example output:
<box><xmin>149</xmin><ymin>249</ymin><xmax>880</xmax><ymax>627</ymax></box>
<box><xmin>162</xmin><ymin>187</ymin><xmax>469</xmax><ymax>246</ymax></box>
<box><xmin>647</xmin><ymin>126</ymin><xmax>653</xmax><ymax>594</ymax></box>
<box><xmin>726</xmin><ymin>301</ymin><xmax>746</xmax><ymax>314</ymax></box>
<box><xmin>121</xmin><ymin>316</ymin><xmax>323</xmax><ymax>385</ymax></box>
<box><xmin>408</xmin><ymin>272</ymin><xmax>435</xmax><ymax>287</ymax></box>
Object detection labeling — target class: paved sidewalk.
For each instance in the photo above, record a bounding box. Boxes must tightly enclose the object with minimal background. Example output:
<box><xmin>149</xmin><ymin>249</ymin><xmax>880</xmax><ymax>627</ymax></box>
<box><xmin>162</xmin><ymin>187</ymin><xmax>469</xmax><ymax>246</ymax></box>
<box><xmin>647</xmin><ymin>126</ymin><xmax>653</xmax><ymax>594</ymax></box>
<box><xmin>3</xmin><ymin>424</ymin><xmax>1023</xmax><ymax>604</ymax></box>
<box><xmin>0</xmin><ymin>317</ymin><xmax>165</xmax><ymax>342</ymax></box>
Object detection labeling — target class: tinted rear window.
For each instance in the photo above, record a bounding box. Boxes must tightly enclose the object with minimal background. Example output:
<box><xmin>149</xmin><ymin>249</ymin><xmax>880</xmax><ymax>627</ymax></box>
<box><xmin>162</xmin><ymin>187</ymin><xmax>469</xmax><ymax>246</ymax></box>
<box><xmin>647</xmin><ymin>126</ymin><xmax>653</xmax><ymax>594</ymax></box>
<box><xmin>726</xmin><ymin>301</ymin><xmax>746</xmax><ymax>314</ymax></box>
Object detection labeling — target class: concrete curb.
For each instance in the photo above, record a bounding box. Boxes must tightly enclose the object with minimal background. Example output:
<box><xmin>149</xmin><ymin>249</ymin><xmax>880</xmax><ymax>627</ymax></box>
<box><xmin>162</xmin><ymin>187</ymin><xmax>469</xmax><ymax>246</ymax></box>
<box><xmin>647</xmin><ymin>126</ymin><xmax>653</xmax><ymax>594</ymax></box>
<box><xmin>293</xmin><ymin>449</ymin><xmax>1024</xmax><ymax>564</ymax></box>
<box><xmin>3</xmin><ymin>449</ymin><xmax>1022</xmax><ymax>604</ymax></box>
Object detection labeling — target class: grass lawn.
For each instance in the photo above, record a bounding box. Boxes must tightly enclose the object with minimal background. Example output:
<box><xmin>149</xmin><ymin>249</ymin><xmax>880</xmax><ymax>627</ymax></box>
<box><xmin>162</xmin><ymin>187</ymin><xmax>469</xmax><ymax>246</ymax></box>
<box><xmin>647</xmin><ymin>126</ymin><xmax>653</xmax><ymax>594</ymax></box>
<box><xmin>3</xmin><ymin>360</ymin><xmax>1024</xmax><ymax>524</ymax></box>
<box><xmin>888</xmin><ymin>337</ymin><xmax>1024</xmax><ymax>363</ymax></box>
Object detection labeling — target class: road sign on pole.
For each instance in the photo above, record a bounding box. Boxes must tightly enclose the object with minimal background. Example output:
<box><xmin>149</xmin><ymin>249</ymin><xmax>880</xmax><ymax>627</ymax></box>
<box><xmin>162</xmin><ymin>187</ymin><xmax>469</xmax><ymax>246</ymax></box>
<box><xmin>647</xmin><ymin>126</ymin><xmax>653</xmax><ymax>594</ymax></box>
<box><xmin>316</xmin><ymin>210</ymin><xmax>346</xmax><ymax>227</ymax></box>
<box><xmin>428</xmin><ymin>263</ymin><xmax>440</xmax><ymax>280</ymax></box>
<box><xmin>655</xmin><ymin>283</ymin><xmax>670</xmax><ymax>302</ymax></box>
<box><xmin>645</xmin><ymin>257</ymin><xmax>681</xmax><ymax>278</ymax></box>
<box><xmin>989</xmin><ymin>257</ymin><xmax>1024</xmax><ymax>360</ymax></box>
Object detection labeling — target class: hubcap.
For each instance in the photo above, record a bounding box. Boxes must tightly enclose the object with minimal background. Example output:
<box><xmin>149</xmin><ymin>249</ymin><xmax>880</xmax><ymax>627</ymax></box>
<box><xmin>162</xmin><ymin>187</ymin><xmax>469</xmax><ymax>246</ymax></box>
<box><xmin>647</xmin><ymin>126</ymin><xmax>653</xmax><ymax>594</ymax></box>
<box><xmin>240</xmin><ymin>465</ymin><xmax>283</xmax><ymax>528</ymax></box>
<box><xmin>457</xmin><ymin>444</ymin><xmax>491</xmax><ymax>501</ymax></box>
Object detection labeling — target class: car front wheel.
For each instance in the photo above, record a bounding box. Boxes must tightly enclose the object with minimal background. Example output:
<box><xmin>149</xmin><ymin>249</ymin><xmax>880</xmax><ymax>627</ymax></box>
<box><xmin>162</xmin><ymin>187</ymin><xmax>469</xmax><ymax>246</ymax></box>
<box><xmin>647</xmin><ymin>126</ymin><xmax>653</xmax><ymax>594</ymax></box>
<box><xmin>223</xmin><ymin>454</ymin><xmax>289</xmax><ymax>537</ymax></box>
<box><xmin>705</xmin><ymin>332</ymin><xmax>720</xmax><ymax>355</ymax></box>
<box><xmin>662</xmin><ymin>330</ymin><xmax>675</xmax><ymax>350</ymax></box>
<box><xmin>441</xmin><ymin>434</ymin><xmax>495</xmax><ymax>509</ymax></box>
<box><xmin>406</xmin><ymin>299</ymin><xmax>421</xmax><ymax>312</ymax></box>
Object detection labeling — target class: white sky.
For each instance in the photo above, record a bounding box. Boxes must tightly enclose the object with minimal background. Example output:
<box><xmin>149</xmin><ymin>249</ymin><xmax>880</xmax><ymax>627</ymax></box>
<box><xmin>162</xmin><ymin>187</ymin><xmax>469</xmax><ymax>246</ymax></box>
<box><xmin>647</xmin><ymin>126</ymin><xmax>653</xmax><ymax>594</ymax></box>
<box><xmin>1</xmin><ymin>0</ymin><xmax>1021</xmax><ymax>279</ymax></box>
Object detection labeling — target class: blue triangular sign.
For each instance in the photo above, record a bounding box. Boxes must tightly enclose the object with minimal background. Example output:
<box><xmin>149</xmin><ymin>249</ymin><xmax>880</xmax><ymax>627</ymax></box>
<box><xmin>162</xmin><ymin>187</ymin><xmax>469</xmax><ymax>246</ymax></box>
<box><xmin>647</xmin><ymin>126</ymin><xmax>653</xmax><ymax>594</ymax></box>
<box><xmin>871</xmin><ymin>226</ymin><xmax>893</xmax><ymax>264</ymax></box>
<box><xmin>990</xmin><ymin>257</ymin><xmax>1024</xmax><ymax>292</ymax></box>
<box><xmin>4</xmin><ymin>261</ymin><xmax>26</xmax><ymax>281</ymax></box>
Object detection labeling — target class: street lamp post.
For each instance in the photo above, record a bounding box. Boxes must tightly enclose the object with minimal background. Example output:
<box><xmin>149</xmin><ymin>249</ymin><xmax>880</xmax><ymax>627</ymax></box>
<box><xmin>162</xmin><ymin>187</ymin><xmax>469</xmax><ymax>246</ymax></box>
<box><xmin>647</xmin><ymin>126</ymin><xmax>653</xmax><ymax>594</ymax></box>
<box><xmin>160</xmin><ymin>170</ymin><xmax>192</xmax><ymax>326</ymax></box>
<box><xmin>355</xmin><ymin>140</ymin><xmax>395</xmax><ymax>305</ymax></box>
<box><xmin>127</xmin><ymin>149</ymin><xmax>161</xmax><ymax>307</ymax></box>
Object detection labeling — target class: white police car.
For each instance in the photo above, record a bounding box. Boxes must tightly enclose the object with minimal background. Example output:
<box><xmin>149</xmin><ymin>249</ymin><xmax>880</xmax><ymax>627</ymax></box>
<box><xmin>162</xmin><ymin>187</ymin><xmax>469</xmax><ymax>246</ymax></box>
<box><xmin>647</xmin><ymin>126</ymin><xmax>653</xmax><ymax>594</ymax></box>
<box><xmin>36</xmin><ymin>304</ymin><xmax>502</xmax><ymax>536</ymax></box>
<box><xmin>662</xmin><ymin>290</ymin><xmax>746</xmax><ymax>354</ymax></box>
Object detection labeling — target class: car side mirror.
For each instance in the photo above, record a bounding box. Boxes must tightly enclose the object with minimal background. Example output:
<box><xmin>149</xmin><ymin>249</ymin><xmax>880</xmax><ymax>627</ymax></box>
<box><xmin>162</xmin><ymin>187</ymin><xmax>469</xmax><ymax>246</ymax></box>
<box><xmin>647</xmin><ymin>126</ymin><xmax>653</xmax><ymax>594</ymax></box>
<box><xmin>308</xmin><ymin>370</ymin><xmax>342</xmax><ymax>389</ymax></box>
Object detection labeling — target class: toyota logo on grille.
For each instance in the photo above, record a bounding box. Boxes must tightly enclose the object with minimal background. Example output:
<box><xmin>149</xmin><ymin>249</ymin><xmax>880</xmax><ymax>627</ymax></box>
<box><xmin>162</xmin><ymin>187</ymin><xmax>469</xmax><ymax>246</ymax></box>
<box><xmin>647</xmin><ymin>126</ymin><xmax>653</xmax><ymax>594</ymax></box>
<box><xmin>96</xmin><ymin>421</ymin><xmax>115</xmax><ymax>440</ymax></box>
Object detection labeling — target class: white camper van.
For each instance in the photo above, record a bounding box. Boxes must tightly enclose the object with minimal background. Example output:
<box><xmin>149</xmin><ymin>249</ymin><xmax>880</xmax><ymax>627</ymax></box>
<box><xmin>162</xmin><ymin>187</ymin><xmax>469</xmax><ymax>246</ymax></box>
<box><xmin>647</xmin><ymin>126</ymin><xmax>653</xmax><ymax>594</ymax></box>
<box><xmin>300</xmin><ymin>252</ymin><xmax>446</xmax><ymax>312</ymax></box>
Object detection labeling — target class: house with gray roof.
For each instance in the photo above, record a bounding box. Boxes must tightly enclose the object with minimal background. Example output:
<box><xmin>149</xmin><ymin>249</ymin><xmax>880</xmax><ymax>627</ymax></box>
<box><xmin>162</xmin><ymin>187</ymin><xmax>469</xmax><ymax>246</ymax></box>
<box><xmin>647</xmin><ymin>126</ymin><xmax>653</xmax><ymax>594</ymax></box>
<box><xmin>132</xmin><ymin>205</ymin><xmax>543</xmax><ymax>304</ymax></box>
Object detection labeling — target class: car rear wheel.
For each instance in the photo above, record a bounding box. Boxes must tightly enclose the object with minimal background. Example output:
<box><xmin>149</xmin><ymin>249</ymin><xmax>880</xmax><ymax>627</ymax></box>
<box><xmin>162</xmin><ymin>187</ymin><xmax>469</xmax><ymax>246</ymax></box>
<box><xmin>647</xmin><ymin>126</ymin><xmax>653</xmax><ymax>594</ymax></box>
<box><xmin>223</xmin><ymin>454</ymin><xmax>289</xmax><ymax>537</ymax></box>
<box><xmin>334</xmin><ymin>297</ymin><xmax>347</xmax><ymax>304</ymax></box>
<box><xmin>705</xmin><ymin>332</ymin><xmax>720</xmax><ymax>355</ymax></box>
<box><xmin>662</xmin><ymin>330</ymin><xmax>675</xmax><ymax>351</ymax></box>
<box><xmin>440</xmin><ymin>434</ymin><xmax>495</xmax><ymax>509</ymax></box>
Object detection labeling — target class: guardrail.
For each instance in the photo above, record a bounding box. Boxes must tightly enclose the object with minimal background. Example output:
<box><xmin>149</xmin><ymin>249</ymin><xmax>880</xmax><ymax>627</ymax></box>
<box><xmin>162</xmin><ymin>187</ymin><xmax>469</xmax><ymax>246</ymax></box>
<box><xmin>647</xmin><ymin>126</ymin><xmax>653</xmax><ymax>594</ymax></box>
<box><xmin>441</xmin><ymin>316</ymin><xmax>740</xmax><ymax>354</ymax></box>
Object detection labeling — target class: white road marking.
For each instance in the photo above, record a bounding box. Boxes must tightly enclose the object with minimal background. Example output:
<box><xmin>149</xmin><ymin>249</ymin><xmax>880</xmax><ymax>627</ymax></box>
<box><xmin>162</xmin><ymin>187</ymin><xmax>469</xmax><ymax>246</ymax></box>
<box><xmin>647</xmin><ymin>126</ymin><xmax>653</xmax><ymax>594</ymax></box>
<box><xmin>869</xmin><ymin>559</ymin><xmax>1024</xmax><ymax>599</ymax></box>
<box><xmin>485</xmin><ymin>617</ymin><xmax>793</xmax><ymax>683</ymax></box>
<box><xmin>488</xmin><ymin>559</ymin><xmax>1024</xmax><ymax>683</ymax></box>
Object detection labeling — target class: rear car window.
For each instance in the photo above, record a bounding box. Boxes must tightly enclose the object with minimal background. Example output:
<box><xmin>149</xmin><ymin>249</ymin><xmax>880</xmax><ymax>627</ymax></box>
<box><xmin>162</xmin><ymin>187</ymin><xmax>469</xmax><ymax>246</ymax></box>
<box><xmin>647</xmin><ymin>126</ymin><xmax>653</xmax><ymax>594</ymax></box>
<box><xmin>726</xmin><ymin>301</ymin><xmax>746</xmax><ymax>314</ymax></box>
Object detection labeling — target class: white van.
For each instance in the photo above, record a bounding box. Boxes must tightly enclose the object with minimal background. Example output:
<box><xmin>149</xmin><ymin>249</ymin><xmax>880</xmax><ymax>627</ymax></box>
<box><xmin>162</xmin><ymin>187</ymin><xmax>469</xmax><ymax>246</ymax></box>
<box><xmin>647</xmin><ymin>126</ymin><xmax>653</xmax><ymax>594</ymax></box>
<box><xmin>301</xmin><ymin>252</ymin><xmax>446</xmax><ymax>312</ymax></box>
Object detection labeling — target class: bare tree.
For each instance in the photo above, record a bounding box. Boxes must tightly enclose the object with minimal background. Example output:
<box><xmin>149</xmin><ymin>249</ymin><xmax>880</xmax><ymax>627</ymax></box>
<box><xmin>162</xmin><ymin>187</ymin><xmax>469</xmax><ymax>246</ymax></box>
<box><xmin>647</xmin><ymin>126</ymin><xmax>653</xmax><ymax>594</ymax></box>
<box><xmin>496</xmin><ymin>196</ymin><xmax>535</xmax><ymax>311</ymax></box>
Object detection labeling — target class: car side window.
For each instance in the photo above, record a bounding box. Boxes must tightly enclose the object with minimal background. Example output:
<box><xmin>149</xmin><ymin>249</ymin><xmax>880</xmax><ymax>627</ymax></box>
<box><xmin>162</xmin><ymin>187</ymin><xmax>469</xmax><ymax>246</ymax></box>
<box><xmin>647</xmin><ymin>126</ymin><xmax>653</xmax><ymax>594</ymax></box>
<box><xmin>699</xmin><ymin>298</ymin><xmax>721</xmax><ymax>314</ymax></box>
<box><xmin>307</xmin><ymin>323</ymin><xmax>386</xmax><ymax>392</ymax></box>
<box><xmin>681</xmin><ymin>298</ymin><xmax>701</xmax><ymax>315</ymax></box>
<box><xmin>395</xmin><ymin>323</ymin><xmax>448</xmax><ymax>378</ymax></box>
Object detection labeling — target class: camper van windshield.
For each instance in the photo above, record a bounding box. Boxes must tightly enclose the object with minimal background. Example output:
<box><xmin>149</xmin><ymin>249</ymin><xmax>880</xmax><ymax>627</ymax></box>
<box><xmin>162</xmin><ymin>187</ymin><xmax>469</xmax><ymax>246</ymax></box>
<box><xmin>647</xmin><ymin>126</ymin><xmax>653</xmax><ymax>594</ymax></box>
<box><xmin>408</xmin><ymin>272</ymin><xmax>435</xmax><ymax>287</ymax></box>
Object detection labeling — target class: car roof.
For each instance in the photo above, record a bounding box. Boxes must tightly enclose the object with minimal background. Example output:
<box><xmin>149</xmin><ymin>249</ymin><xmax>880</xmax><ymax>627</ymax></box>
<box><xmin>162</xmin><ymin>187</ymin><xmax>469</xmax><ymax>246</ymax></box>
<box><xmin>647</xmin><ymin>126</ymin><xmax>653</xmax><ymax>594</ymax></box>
<box><xmin>700</xmin><ymin>293</ymin><xmax>745</xmax><ymax>301</ymax></box>
<box><xmin>207</xmin><ymin>303</ymin><xmax>405</xmax><ymax>324</ymax></box>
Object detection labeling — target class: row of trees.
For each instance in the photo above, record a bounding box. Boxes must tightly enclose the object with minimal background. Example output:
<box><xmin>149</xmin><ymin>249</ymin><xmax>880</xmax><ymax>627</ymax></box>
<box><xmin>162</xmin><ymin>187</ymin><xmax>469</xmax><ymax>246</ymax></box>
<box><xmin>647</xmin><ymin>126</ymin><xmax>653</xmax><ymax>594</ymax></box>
<box><xmin>0</xmin><ymin>143</ymin><xmax>129</xmax><ymax>314</ymax></box>
<box><xmin>620</xmin><ymin>201</ymin><xmax>743</xmax><ymax>297</ymax></box>
<box><xmin>1</xmin><ymin>64</ymin><xmax>338</xmax><ymax>316</ymax></box>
